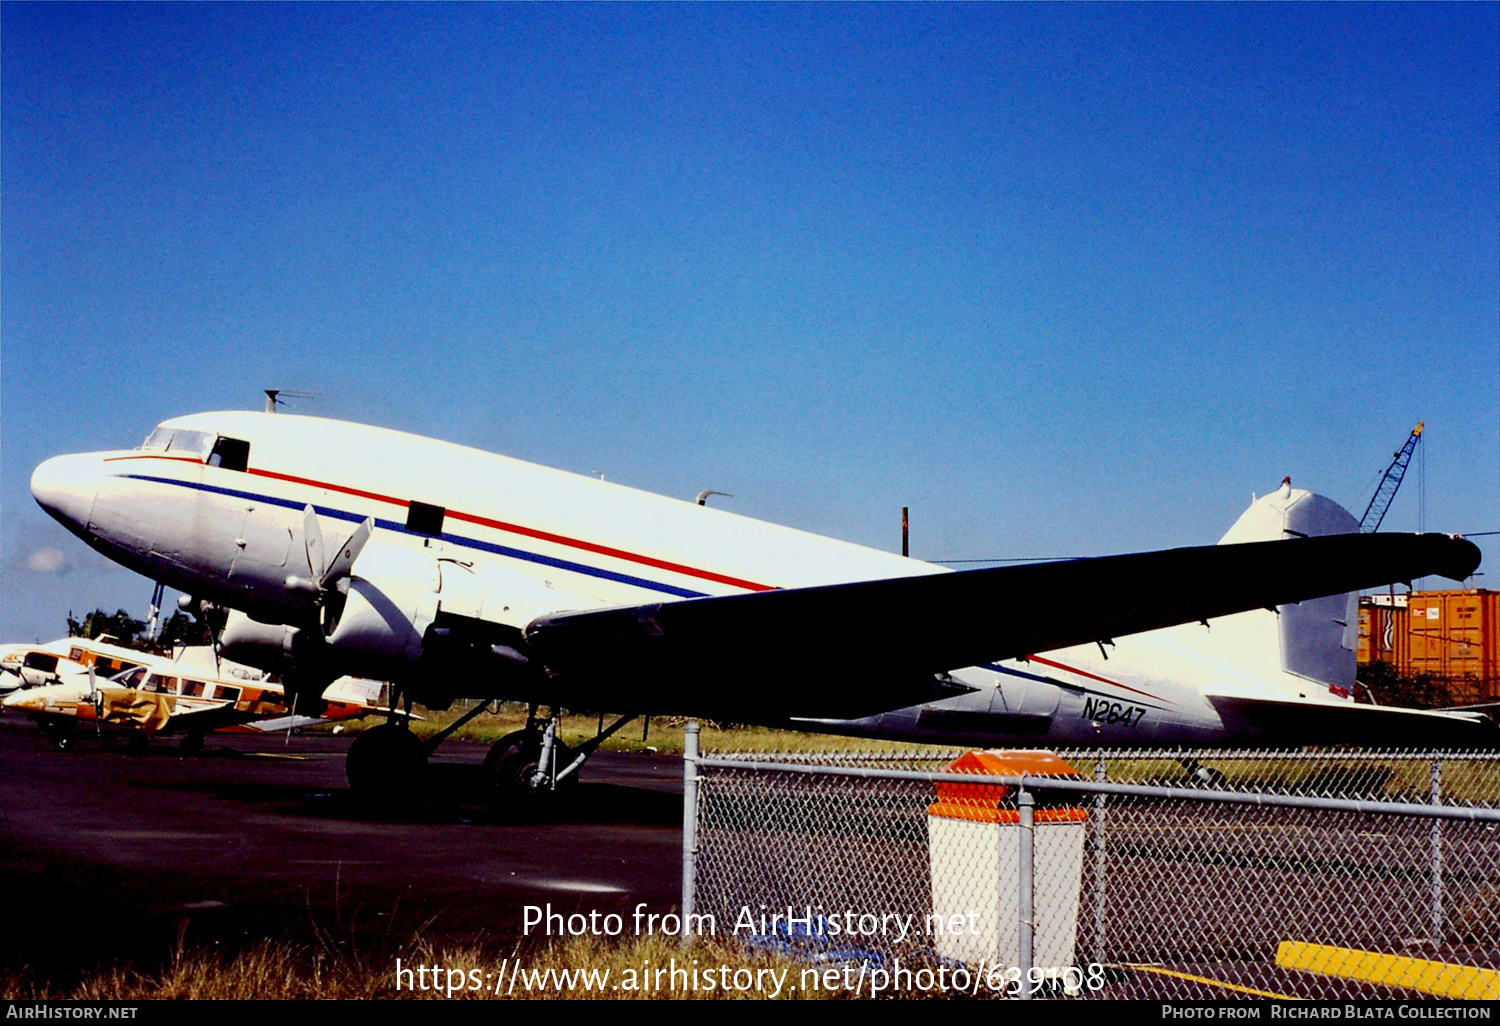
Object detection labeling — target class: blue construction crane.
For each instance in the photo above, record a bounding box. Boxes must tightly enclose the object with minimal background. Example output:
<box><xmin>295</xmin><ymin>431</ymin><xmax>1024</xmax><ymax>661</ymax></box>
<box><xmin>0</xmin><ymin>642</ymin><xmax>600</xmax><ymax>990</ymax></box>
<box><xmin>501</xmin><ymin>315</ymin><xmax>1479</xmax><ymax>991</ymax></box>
<box><xmin>1359</xmin><ymin>421</ymin><xmax>1423</xmax><ymax>533</ymax></box>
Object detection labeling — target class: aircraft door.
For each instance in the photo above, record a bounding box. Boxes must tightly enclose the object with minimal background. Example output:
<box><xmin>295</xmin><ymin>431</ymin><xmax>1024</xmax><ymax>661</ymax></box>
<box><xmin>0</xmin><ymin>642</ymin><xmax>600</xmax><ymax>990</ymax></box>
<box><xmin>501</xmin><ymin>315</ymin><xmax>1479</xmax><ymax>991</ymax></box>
<box><xmin>993</xmin><ymin>670</ymin><xmax>1062</xmax><ymax>721</ymax></box>
<box><xmin>230</xmin><ymin>505</ymin><xmax>291</xmax><ymax>576</ymax></box>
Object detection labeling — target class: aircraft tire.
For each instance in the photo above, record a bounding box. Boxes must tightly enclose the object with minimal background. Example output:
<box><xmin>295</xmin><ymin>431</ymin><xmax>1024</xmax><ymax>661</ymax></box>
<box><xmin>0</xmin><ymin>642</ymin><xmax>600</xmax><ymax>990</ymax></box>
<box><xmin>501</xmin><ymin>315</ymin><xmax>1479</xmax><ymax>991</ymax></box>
<box><xmin>346</xmin><ymin>723</ymin><xmax>428</xmax><ymax>799</ymax></box>
<box><xmin>483</xmin><ymin>730</ymin><xmax>578</xmax><ymax>804</ymax></box>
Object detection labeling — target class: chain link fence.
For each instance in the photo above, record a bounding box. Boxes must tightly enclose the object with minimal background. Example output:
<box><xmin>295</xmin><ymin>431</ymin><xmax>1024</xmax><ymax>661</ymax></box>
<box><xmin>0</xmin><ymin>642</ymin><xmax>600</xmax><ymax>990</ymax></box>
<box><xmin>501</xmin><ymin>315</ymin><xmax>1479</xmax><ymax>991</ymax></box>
<box><xmin>681</xmin><ymin>731</ymin><xmax>1500</xmax><ymax>1000</ymax></box>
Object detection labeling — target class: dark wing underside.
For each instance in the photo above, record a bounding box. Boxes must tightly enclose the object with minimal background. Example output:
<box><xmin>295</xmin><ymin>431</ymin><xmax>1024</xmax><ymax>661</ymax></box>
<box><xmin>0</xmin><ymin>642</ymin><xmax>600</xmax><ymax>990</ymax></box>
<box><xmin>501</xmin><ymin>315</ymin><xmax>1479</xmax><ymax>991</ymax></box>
<box><xmin>523</xmin><ymin>532</ymin><xmax>1480</xmax><ymax>719</ymax></box>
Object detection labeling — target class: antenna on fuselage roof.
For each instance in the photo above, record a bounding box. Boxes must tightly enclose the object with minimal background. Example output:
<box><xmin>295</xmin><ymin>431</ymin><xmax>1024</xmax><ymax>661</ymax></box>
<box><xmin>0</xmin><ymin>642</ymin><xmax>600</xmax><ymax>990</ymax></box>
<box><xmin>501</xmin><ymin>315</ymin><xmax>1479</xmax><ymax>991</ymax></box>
<box><xmin>263</xmin><ymin>389</ymin><xmax>320</xmax><ymax>413</ymax></box>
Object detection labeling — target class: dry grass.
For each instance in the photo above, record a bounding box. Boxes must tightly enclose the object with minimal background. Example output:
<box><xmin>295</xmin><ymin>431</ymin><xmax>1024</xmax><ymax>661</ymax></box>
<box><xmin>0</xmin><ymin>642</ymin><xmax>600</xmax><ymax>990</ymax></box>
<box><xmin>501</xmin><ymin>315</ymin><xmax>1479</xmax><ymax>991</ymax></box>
<box><xmin>330</xmin><ymin>702</ymin><xmax>949</xmax><ymax>757</ymax></box>
<box><xmin>1094</xmin><ymin>753</ymin><xmax>1499</xmax><ymax>805</ymax></box>
<box><xmin>2</xmin><ymin>934</ymin><xmax>830</xmax><ymax>1000</ymax></box>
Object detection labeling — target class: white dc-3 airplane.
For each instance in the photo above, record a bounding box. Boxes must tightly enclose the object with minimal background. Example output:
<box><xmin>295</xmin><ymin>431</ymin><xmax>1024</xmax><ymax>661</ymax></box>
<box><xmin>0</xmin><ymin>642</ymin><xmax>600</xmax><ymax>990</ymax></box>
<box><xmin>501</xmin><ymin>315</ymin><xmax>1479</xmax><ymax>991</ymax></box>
<box><xmin>29</xmin><ymin>411</ymin><xmax>1493</xmax><ymax>799</ymax></box>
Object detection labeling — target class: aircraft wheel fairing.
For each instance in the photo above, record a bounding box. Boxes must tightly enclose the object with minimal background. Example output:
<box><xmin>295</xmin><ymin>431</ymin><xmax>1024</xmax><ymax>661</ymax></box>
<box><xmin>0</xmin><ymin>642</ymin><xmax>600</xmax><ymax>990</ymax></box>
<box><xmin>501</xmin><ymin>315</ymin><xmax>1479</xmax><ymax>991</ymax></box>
<box><xmin>346</xmin><ymin>723</ymin><xmax>428</xmax><ymax>798</ymax></box>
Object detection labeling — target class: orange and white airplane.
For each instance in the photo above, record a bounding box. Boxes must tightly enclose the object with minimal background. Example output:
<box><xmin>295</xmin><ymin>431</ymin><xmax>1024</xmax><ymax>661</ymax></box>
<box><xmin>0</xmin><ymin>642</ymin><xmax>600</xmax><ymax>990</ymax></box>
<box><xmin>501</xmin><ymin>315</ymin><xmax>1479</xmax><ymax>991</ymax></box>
<box><xmin>0</xmin><ymin>635</ymin><xmax>153</xmax><ymax>697</ymax></box>
<box><xmin>1</xmin><ymin>636</ymin><xmax>398</xmax><ymax>750</ymax></box>
<box><xmin>28</xmin><ymin>411</ymin><xmax>1492</xmax><ymax>796</ymax></box>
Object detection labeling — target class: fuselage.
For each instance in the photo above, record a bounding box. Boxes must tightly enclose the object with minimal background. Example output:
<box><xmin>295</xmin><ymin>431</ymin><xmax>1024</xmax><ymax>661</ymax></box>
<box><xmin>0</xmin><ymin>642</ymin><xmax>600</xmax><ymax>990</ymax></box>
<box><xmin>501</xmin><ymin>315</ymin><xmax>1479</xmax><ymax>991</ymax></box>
<box><xmin>32</xmin><ymin>411</ymin><xmax>1354</xmax><ymax>747</ymax></box>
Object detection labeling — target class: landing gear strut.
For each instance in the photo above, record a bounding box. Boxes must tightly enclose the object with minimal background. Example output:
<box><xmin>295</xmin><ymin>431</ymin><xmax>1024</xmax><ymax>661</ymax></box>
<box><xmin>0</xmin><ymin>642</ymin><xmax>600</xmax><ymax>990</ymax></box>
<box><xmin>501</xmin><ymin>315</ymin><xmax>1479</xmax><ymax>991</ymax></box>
<box><xmin>343</xmin><ymin>688</ymin><xmax>506</xmax><ymax>800</ymax></box>
<box><xmin>341</xmin><ymin>687</ymin><xmax>640</xmax><ymax>806</ymax></box>
<box><xmin>481</xmin><ymin>707</ymin><xmax>639</xmax><ymax>805</ymax></box>
<box><xmin>1181</xmin><ymin>758</ymin><xmax>1227</xmax><ymax>787</ymax></box>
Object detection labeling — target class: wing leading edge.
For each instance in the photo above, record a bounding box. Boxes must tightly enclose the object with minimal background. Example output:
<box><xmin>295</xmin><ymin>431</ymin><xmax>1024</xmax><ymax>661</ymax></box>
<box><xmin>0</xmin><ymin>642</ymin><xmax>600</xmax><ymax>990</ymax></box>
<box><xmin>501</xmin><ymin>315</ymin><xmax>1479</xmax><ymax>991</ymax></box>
<box><xmin>523</xmin><ymin>532</ymin><xmax>1481</xmax><ymax>719</ymax></box>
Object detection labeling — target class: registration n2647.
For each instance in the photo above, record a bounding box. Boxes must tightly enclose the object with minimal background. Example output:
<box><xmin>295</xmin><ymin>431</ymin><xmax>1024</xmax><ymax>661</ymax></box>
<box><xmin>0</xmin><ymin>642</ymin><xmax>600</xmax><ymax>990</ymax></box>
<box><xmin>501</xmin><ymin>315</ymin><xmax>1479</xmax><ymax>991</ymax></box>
<box><xmin>1082</xmin><ymin>696</ymin><xmax>1147</xmax><ymax>728</ymax></box>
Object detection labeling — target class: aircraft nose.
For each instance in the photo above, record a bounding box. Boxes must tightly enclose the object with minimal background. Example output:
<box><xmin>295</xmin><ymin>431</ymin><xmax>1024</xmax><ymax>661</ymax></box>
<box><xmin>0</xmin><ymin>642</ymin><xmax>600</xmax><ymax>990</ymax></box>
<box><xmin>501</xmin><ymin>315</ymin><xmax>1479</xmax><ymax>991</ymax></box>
<box><xmin>31</xmin><ymin>454</ymin><xmax>101</xmax><ymax>534</ymax></box>
<box><xmin>2</xmin><ymin>688</ymin><xmax>41</xmax><ymax>712</ymax></box>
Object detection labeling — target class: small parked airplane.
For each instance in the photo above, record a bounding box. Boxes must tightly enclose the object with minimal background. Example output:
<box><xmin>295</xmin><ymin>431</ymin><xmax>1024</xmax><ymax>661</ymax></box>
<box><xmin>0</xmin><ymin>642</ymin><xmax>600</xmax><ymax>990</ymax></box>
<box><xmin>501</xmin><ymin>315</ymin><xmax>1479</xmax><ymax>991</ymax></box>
<box><xmin>2</xmin><ymin>652</ymin><xmax>398</xmax><ymax>751</ymax></box>
<box><xmin>0</xmin><ymin>635</ymin><xmax>152</xmax><ymax>697</ymax></box>
<box><xmin>28</xmin><ymin>411</ymin><xmax>1491</xmax><ymax>797</ymax></box>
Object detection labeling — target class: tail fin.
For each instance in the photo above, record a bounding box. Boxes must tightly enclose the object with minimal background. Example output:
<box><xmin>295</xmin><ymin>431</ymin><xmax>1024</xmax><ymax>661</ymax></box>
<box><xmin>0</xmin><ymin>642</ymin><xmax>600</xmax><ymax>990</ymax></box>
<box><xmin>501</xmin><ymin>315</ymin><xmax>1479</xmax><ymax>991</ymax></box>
<box><xmin>1214</xmin><ymin>482</ymin><xmax>1360</xmax><ymax>697</ymax></box>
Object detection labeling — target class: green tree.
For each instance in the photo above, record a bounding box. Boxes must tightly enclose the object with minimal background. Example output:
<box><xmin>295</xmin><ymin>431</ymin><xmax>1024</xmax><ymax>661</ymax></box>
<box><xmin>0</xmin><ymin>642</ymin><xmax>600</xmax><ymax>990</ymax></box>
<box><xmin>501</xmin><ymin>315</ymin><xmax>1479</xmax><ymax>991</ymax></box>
<box><xmin>1356</xmin><ymin>660</ymin><xmax>1450</xmax><ymax>709</ymax></box>
<box><xmin>78</xmin><ymin>608</ymin><xmax>147</xmax><ymax>648</ymax></box>
<box><xmin>158</xmin><ymin>610</ymin><xmax>212</xmax><ymax>648</ymax></box>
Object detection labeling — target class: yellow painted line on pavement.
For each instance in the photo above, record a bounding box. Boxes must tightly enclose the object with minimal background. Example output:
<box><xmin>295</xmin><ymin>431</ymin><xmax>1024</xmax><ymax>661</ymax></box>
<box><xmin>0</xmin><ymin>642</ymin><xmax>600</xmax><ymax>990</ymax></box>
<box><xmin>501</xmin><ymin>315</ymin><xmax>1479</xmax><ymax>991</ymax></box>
<box><xmin>1275</xmin><ymin>941</ymin><xmax>1500</xmax><ymax>1000</ymax></box>
<box><xmin>1121</xmin><ymin>964</ymin><xmax>1300</xmax><ymax>1000</ymax></box>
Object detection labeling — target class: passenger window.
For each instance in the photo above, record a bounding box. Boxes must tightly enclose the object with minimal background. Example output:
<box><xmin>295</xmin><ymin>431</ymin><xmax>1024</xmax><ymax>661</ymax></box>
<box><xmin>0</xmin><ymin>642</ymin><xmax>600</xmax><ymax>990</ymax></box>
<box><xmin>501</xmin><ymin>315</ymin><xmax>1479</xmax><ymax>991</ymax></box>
<box><xmin>24</xmin><ymin>653</ymin><xmax>59</xmax><ymax>673</ymax></box>
<box><xmin>208</xmin><ymin>437</ymin><xmax>251</xmax><ymax>472</ymax></box>
<box><xmin>406</xmin><ymin>500</ymin><xmax>446</xmax><ymax>536</ymax></box>
<box><xmin>182</xmin><ymin>680</ymin><xmax>206</xmax><ymax>697</ymax></box>
<box><xmin>213</xmin><ymin>685</ymin><xmax>241</xmax><ymax>703</ymax></box>
<box><xmin>143</xmin><ymin>674</ymin><xmax>176</xmax><ymax>694</ymax></box>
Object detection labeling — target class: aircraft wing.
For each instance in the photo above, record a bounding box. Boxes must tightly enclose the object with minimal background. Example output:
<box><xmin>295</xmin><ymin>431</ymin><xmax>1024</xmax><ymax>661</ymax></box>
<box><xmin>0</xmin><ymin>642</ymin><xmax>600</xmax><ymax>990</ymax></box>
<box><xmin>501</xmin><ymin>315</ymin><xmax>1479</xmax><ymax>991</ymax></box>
<box><xmin>523</xmin><ymin>532</ymin><xmax>1481</xmax><ymax>718</ymax></box>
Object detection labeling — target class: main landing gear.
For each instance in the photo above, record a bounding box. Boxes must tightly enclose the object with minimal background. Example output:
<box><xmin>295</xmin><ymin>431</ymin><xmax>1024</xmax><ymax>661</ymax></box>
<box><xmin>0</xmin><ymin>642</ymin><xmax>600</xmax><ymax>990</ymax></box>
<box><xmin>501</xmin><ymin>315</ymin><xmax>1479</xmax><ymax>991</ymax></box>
<box><xmin>345</xmin><ymin>686</ymin><xmax>433</xmax><ymax>801</ymax></box>
<box><xmin>1180</xmin><ymin>757</ymin><xmax>1228</xmax><ymax>787</ymax></box>
<box><xmin>343</xmin><ymin>690</ymin><xmax>640</xmax><ymax>807</ymax></box>
<box><xmin>481</xmin><ymin>707</ymin><xmax>640</xmax><ymax>805</ymax></box>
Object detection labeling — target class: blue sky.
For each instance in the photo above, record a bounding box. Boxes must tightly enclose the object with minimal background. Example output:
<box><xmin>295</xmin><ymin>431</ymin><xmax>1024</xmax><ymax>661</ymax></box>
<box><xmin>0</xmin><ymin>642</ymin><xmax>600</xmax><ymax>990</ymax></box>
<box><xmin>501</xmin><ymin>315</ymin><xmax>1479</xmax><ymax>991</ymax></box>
<box><xmin>3</xmin><ymin>3</ymin><xmax>1497</xmax><ymax>642</ymax></box>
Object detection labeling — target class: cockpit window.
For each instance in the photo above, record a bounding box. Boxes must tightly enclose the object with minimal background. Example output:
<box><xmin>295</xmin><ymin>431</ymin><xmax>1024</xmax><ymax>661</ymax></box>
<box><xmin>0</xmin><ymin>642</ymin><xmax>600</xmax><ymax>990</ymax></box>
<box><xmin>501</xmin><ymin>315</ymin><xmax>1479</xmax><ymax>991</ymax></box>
<box><xmin>141</xmin><ymin>427</ymin><xmax>174</xmax><ymax>450</ymax></box>
<box><xmin>166</xmin><ymin>430</ymin><xmax>216</xmax><ymax>458</ymax></box>
<box><xmin>137</xmin><ymin>427</ymin><xmax>217</xmax><ymax>460</ymax></box>
<box><xmin>114</xmin><ymin>666</ymin><xmax>148</xmax><ymax>688</ymax></box>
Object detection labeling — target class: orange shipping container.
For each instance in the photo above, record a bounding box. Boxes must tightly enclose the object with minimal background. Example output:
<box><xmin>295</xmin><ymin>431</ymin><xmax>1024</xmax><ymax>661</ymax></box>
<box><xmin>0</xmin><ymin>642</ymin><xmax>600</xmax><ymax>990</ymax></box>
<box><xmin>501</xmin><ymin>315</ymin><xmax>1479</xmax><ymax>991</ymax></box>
<box><xmin>1357</xmin><ymin>601</ymin><xmax>1404</xmax><ymax>664</ymax></box>
<box><xmin>1394</xmin><ymin>590</ymin><xmax>1500</xmax><ymax>704</ymax></box>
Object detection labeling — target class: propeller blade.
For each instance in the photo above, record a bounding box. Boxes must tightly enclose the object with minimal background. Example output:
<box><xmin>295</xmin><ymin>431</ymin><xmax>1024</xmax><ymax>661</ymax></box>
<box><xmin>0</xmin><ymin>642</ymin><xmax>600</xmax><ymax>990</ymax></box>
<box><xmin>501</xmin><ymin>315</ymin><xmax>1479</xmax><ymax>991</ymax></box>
<box><xmin>303</xmin><ymin>505</ymin><xmax>327</xmax><ymax>579</ymax></box>
<box><xmin>320</xmin><ymin>516</ymin><xmax>375</xmax><ymax>590</ymax></box>
<box><xmin>89</xmin><ymin>664</ymin><xmax>102</xmax><ymax>733</ymax></box>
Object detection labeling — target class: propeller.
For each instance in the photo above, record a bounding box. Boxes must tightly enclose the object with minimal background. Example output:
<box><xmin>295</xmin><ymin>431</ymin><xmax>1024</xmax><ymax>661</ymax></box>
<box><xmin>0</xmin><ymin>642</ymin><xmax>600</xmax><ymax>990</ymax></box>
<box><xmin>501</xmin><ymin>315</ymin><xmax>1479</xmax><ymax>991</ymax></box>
<box><xmin>180</xmin><ymin>594</ymin><xmax>227</xmax><ymax>675</ymax></box>
<box><xmin>89</xmin><ymin>663</ymin><xmax>102</xmax><ymax>737</ymax></box>
<box><xmin>288</xmin><ymin>505</ymin><xmax>376</xmax><ymax>634</ymax></box>
<box><xmin>304</xmin><ymin>505</ymin><xmax>325</xmax><ymax>582</ymax></box>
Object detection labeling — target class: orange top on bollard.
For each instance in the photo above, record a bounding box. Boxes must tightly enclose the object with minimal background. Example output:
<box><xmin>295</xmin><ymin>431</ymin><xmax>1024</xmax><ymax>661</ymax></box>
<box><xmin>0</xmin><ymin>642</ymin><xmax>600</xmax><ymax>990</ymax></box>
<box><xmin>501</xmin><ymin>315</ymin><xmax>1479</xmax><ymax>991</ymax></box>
<box><xmin>928</xmin><ymin>749</ymin><xmax>1089</xmax><ymax>824</ymax></box>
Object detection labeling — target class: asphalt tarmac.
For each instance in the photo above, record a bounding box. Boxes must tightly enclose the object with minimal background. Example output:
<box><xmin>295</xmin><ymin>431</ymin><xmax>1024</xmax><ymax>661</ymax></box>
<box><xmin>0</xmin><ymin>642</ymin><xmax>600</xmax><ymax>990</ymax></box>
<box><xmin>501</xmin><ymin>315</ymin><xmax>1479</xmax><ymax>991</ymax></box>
<box><xmin>0</xmin><ymin>715</ymin><xmax>686</xmax><ymax>979</ymax></box>
<box><xmin>6</xmin><ymin>714</ymin><xmax>1494</xmax><ymax>1001</ymax></box>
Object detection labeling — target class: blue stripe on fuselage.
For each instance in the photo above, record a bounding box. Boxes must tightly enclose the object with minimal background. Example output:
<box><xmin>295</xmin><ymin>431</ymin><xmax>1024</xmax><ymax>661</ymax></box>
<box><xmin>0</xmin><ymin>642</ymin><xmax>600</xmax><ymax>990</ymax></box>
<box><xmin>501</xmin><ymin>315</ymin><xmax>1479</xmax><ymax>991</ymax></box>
<box><xmin>980</xmin><ymin>661</ymin><xmax>1167</xmax><ymax>709</ymax></box>
<box><xmin>118</xmin><ymin>473</ymin><xmax>710</xmax><ymax>600</ymax></box>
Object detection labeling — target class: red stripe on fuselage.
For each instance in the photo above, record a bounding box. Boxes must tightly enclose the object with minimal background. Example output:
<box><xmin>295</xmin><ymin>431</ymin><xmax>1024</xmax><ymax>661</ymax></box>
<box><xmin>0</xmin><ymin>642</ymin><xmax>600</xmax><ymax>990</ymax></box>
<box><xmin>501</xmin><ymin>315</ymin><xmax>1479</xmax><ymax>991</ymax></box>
<box><xmin>103</xmin><ymin>455</ymin><xmax>206</xmax><ymax>465</ymax></box>
<box><xmin>1024</xmin><ymin>653</ymin><xmax>1162</xmax><ymax>702</ymax></box>
<box><xmin>111</xmin><ymin>454</ymin><xmax>776</xmax><ymax>593</ymax></box>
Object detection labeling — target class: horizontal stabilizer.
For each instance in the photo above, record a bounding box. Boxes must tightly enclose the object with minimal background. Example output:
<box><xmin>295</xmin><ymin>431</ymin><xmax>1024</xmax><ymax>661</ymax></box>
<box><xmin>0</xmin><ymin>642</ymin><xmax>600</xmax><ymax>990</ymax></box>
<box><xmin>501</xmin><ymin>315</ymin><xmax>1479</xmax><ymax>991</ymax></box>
<box><xmin>1207</xmin><ymin>694</ymin><xmax>1500</xmax><ymax>748</ymax></box>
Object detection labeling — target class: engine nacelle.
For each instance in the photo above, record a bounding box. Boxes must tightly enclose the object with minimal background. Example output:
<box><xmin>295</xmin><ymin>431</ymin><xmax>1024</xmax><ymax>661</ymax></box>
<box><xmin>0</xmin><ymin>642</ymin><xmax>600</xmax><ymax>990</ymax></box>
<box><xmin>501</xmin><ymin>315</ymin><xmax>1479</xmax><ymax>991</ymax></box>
<box><xmin>218</xmin><ymin>611</ymin><xmax>305</xmax><ymax>674</ymax></box>
<box><xmin>323</xmin><ymin>540</ymin><xmax>440</xmax><ymax>679</ymax></box>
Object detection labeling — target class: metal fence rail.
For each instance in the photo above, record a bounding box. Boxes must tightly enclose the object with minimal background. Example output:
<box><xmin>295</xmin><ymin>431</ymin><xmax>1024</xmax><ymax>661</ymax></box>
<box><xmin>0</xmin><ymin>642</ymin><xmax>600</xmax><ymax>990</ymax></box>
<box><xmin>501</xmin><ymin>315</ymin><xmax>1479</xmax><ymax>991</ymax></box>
<box><xmin>682</xmin><ymin>729</ymin><xmax>1500</xmax><ymax>1000</ymax></box>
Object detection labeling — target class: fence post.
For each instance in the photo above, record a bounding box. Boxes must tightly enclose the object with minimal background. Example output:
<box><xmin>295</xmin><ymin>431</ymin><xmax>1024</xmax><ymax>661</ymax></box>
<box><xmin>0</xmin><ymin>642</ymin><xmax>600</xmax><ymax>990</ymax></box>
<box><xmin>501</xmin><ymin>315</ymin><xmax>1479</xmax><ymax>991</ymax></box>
<box><xmin>682</xmin><ymin>721</ymin><xmax>700</xmax><ymax>947</ymax></box>
<box><xmin>1430</xmin><ymin>753</ymin><xmax>1443</xmax><ymax>948</ymax></box>
<box><xmin>1018</xmin><ymin>783</ymin><xmax>1035</xmax><ymax>1001</ymax></box>
<box><xmin>1093</xmin><ymin>757</ymin><xmax>1107</xmax><ymax>964</ymax></box>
